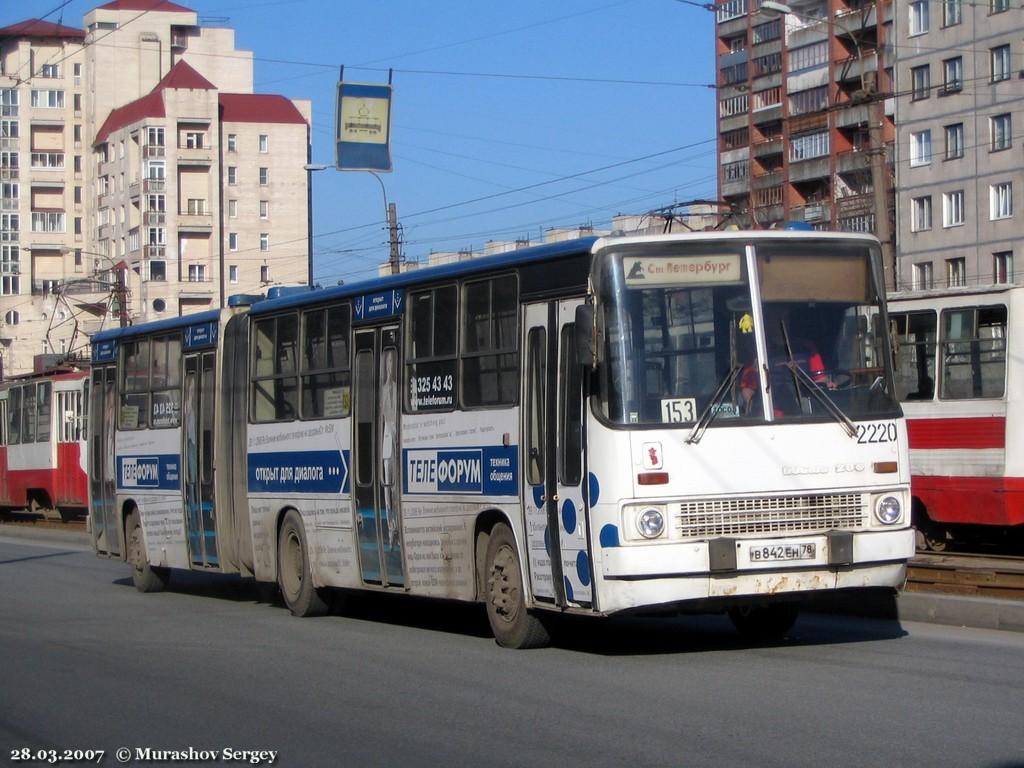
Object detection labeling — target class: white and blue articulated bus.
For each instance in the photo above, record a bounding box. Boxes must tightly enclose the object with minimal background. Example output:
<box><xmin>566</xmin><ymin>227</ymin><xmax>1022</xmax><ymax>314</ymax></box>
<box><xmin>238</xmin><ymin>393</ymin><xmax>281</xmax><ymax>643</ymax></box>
<box><xmin>89</xmin><ymin>232</ymin><xmax>915</xmax><ymax>647</ymax></box>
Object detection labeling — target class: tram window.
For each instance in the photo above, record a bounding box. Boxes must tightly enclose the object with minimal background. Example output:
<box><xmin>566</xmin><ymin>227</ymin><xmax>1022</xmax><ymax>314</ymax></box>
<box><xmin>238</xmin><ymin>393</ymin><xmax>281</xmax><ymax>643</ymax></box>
<box><xmin>301</xmin><ymin>304</ymin><xmax>351</xmax><ymax>419</ymax></box>
<box><xmin>8</xmin><ymin>387</ymin><xmax>20</xmax><ymax>445</ymax></box>
<box><xmin>940</xmin><ymin>305</ymin><xmax>1007</xmax><ymax>399</ymax></box>
<box><xmin>559</xmin><ymin>324</ymin><xmax>583</xmax><ymax>486</ymax></box>
<box><xmin>461</xmin><ymin>275</ymin><xmax>519</xmax><ymax>408</ymax></box>
<box><xmin>406</xmin><ymin>285</ymin><xmax>457</xmax><ymax>412</ymax></box>
<box><xmin>23</xmin><ymin>384</ymin><xmax>36</xmax><ymax>443</ymax></box>
<box><xmin>251</xmin><ymin>314</ymin><xmax>299</xmax><ymax>422</ymax></box>
<box><xmin>36</xmin><ymin>383</ymin><xmax>51</xmax><ymax>443</ymax></box>
<box><xmin>892</xmin><ymin>311</ymin><xmax>937</xmax><ymax>400</ymax></box>
<box><xmin>0</xmin><ymin>398</ymin><xmax>7</xmax><ymax>446</ymax></box>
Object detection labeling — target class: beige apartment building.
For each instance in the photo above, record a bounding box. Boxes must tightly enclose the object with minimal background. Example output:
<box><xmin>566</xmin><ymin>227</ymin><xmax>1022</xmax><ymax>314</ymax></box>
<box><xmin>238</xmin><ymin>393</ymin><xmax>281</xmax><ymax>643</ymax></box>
<box><xmin>0</xmin><ymin>0</ymin><xmax>310</xmax><ymax>377</ymax></box>
<box><xmin>893</xmin><ymin>0</ymin><xmax>1022</xmax><ymax>291</ymax></box>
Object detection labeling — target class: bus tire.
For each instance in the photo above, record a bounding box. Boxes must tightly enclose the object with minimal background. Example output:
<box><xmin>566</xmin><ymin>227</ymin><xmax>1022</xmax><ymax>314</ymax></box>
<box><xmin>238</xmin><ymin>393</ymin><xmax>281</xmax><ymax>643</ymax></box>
<box><xmin>484</xmin><ymin>522</ymin><xmax>550</xmax><ymax>649</ymax></box>
<box><xmin>728</xmin><ymin>602</ymin><xmax>799</xmax><ymax>642</ymax></box>
<box><xmin>278</xmin><ymin>510</ymin><xmax>328</xmax><ymax>617</ymax></box>
<box><xmin>126</xmin><ymin>510</ymin><xmax>169</xmax><ymax>593</ymax></box>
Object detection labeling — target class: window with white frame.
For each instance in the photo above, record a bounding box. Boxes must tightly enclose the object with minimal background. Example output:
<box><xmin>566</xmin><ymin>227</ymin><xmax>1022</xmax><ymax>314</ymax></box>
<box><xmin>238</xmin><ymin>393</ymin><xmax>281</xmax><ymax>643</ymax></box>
<box><xmin>148</xmin><ymin>260</ymin><xmax>166</xmax><ymax>281</ymax></box>
<box><xmin>0</xmin><ymin>213</ymin><xmax>18</xmax><ymax>242</ymax></box>
<box><xmin>910</xmin><ymin>130</ymin><xmax>932</xmax><ymax>166</ymax></box>
<box><xmin>946</xmin><ymin>257</ymin><xmax>966</xmax><ymax>287</ymax></box>
<box><xmin>259</xmin><ymin>233</ymin><xmax>269</xmax><ymax>251</ymax></box>
<box><xmin>147</xmin><ymin>193</ymin><xmax>165</xmax><ymax>212</ymax></box>
<box><xmin>188</xmin><ymin>264</ymin><xmax>206</xmax><ymax>282</ymax></box>
<box><xmin>227</xmin><ymin>166</ymin><xmax>237</xmax><ymax>185</ymax></box>
<box><xmin>990</xmin><ymin>113</ymin><xmax>1012</xmax><ymax>151</ymax></box>
<box><xmin>38</xmin><ymin>64</ymin><xmax>60</xmax><ymax>79</ymax></box>
<box><xmin>991</xmin><ymin>0</ymin><xmax>1009</xmax><ymax>13</ymax></box>
<box><xmin>228</xmin><ymin>232</ymin><xmax>238</xmax><ymax>251</ymax></box>
<box><xmin>229</xmin><ymin>265</ymin><xmax>238</xmax><ymax>283</ymax></box>
<box><xmin>228</xmin><ymin>199</ymin><xmax>237</xmax><ymax>218</ymax></box>
<box><xmin>148</xmin><ymin>227</ymin><xmax>165</xmax><ymax>245</ymax></box>
<box><xmin>990</xmin><ymin>182</ymin><xmax>1012</xmax><ymax>220</ymax></box>
<box><xmin>789</xmin><ymin>130</ymin><xmax>829</xmax><ymax>161</ymax></box>
<box><xmin>943</xmin><ymin>0</ymin><xmax>961</xmax><ymax>25</ymax></box>
<box><xmin>31</xmin><ymin>90</ymin><xmax>64</xmax><ymax>108</ymax></box>
<box><xmin>911</xmin><ymin>196</ymin><xmax>933</xmax><ymax>232</ymax></box>
<box><xmin>259</xmin><ymin>167</ymin><xmax>269</xmax><ymax>185</ymax></box>
<box><xmin>990</xmin><ymin>45</ymin><xmax>1011</xmax><ymax>82</ymax></box>
<box><xmin>913</xmin><ymin>262</ymin><xmax>933</xmax><ymax>290</ymax></box>
<box><xmin>0</xmin><ymin>89</ymin><xmax>18</xmax><ymax>117</ymax></box>
<box><xmin>788</xmin><ymin>41</ymin><xmax>829</xmax><ymax>72</ymax></box>
<box><xmin>146</xmin><ymin>161</ymin><xmax>165</xmax><ymax>179</ymax></box>
<box><xmin>994</xmin><ymin>251</ymin><xmax>1013</xmax><ymax>284</ymax></box>
<box><xmin>1</xmin><ymin>243</ymin><xmax>20</xmax><ymax>295</ymax></box>
<box><xmin>943</xmin><ymin>190</ymin><xmax>965</xmax><ymax>227</ymax></box>
<box><xmin>259</xmin><ymin>200</ymin><xmax>269</xmax><ymax>219</ymax></box>
<box><xmin>4</xmin><ymin>309</ymin><xmax>19</xmax><ymax>324</ymax></box>
<box><xmin>31</xmin><ymin>212</ymin><xmax>65</xmax><ymax>233</ymax></box>
<box><xmin>183</xmin><ymin>131</ymin><xmax>204</xmax><ymax>149</ymax></box>
<box><xmin>258</xmin><ymin>134</ymin><xmax>269</xmax><ymax>153</ymax></box>
<box><xmin>911</xmin><ymin>65</ymin><xmax>930</xmax><ymax>100</ymax></box>
<box><xmin>942</xmin><ymin>57</ymin><xmax>963</xmax><ymax>93</ymax></box>
<box><xmin>909</xmin><ymin>0</ymin><xmax>929</xmax><ymax>35</ymax></box>
<box><xmin>227</xmin><ymin>134</ymin><xmax>237</xmax><ymax>152</ymax></box>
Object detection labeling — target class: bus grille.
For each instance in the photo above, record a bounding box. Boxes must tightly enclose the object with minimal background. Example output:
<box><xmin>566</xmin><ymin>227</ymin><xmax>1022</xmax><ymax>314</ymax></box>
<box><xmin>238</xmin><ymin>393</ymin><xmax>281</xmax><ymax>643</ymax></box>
<box><xmin>675</xmin><ymin>493</ymin><xmax>868</xmax><ymax>538</ymax></box>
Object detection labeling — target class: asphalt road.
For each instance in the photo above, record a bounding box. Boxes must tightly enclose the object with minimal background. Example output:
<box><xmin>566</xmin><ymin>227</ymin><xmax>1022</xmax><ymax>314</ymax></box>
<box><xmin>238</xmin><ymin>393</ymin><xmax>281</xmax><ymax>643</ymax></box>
<box><xmin>1</xmin><ymin>534</ymin><xmax>1022</xmax><ymax>768</ymax></box>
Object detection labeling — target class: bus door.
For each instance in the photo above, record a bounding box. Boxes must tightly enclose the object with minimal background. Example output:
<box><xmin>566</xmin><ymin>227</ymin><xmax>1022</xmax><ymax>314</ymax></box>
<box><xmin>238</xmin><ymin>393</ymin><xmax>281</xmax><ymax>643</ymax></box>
<box><xmin>352</xmin><ymin>324</ymin><xmax>404</xmax><ymax>587</ymax></box>
<box><xmin>90</xmin><ymin>366</ymin><xmax>120</xmax><ymax>556</ymax></box>
<box><xmin>522</xmin><ymin>299</ymin><xmax>592</xmax><ymax>608</ymax></box>
<box><xmin>182</xmin><ymin>351</ymin><xmax>218</xmax><ymax>567</ymax></box>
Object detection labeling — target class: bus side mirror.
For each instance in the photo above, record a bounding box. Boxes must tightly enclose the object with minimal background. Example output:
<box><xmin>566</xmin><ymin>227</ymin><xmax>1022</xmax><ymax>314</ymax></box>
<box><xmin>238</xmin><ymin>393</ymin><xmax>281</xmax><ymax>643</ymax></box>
<box><xmin>575</xmin><ymin>303</ymin><xmax>595</xmax><ymax>368</ymax></box>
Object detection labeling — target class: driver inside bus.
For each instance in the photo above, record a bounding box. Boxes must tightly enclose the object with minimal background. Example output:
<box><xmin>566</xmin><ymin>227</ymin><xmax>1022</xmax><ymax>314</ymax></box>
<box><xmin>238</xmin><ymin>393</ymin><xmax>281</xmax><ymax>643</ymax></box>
<box><xmin>740</xmin><ymin>304</ymin><xmax>826</xmax><ymax>416</ymax></box>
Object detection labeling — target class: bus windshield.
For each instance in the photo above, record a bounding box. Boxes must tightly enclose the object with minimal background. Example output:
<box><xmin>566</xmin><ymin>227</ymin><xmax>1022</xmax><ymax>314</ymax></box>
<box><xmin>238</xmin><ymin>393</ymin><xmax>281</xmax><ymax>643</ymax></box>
<box><xmin>596</xmin><ymin>240</ymin><xmax>899</xmax><ymax>427</ymax></box>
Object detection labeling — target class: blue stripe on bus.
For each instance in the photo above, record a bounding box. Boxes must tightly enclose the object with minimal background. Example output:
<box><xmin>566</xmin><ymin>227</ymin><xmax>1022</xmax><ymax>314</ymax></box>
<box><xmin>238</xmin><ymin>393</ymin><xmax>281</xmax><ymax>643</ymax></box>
<box><xmin>117</xmin><ymin>454</ymin><xmax>181</xmax><ymax>490</ymax></box>
<box><xmin>247</xmin><ymin>450</ymin><xmax>350</xmax><ymax>494</ymax></box>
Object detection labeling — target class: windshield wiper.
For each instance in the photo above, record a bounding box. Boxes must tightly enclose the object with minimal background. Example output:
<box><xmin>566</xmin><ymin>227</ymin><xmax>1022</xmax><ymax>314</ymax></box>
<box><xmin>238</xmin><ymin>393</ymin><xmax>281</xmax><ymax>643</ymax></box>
<box><xmin>686</xmin><ymin>364</ymin><xmax>742</xmax><ymax>445</ymax></box>
<box><xmin>776</xmin><ymin>320</ymin><xmax>857</xmax><ymax>439</ymax></box>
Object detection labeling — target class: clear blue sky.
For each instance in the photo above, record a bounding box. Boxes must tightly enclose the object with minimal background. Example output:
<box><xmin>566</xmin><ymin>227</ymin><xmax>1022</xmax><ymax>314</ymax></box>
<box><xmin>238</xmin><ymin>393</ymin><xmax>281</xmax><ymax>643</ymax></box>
<box><xmin>8</xmin><ymin>0</ymin><xmax>718</xmax><ymax>286</ymax></box>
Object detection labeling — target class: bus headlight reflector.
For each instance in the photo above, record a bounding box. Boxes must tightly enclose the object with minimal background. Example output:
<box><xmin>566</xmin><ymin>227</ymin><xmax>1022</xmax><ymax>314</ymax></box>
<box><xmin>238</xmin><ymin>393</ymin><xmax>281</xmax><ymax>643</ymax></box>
<box><xmin>637</xmin><ymin>507</ymin><xmax>666</xmax><ymax>539</ymax></box>
<box><xmin>876</xmin><ymin>496</ymin><xmax>902</xmax><ymax>525</ymax></box>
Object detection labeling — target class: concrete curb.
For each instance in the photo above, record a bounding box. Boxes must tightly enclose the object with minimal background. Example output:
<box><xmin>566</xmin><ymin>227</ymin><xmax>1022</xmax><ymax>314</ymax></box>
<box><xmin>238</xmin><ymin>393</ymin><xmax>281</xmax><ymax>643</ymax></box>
<box><xmin>4</xmin><ymin>524</ymin><xmax>1022</xmax><ymax>633</ymax></box>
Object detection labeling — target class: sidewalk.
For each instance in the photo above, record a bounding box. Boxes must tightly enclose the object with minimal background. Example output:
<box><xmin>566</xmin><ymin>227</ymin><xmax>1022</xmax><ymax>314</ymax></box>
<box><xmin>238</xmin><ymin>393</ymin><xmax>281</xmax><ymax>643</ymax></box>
<box><xmin>4</xmin><ymin>523</ymin><xmax>1023</xmax><ymax>633</ymax></box>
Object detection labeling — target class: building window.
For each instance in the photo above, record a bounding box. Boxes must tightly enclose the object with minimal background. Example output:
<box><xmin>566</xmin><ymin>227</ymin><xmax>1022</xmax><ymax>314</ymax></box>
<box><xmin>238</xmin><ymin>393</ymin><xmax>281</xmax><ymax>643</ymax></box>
<box><xmin>227</xmin><ymin>166</ymin><xmax>237</xmax><ymax>185</ymax></box>
<box><xmin>148</xmin><ymin>260</ymin><xmax>166</xmax><ymax>281</ymax></box>
<box><xmin>146</xmin><ymin>160</ymin><xmax>165</xmax><ymax>179</ymax></box>
<box><xmin>991</xmin><ymin>0</ymin><xmax>1009</xmax><ymax>12</ymax></box>
<box><xmin>260</xmin><ymin>200</ymin><xmax>269</xmax><ymax>219</ymax></box>
<box><xmin>993</xmin><ymin>251</ymin><xmax>1013</xmax><ymax>284</ymax></box>
<box><xmin>911</xmin><ymin>65</ymin><xmax>930</xmax><ymax>100</ymax></box>
<box><xmin>941</xmin><ymin>57</ymin><xmax>963</xmax><ymax>93</ymax></box>
<box><xmin>990</xmin><ymin>45</ymin><xmax>1011</xmax><ymax>82</ymax></box>
<box><xmin>789</xmin><ymin>41</ymin><xmax>829</xmax><ymax>72</ymax></box>
<box><xmin>38</xmin><ymin>63</ymin><xmax>60</xmax><ymax>79</ymax></box>
<box><xmin>227</xmin><ymin>133</ymin><xmax>237</xmax><ymax>152</ymax></box>
<box><xmin>751</xmin><ymin>19</ymin><xmax>781</xmax><ymax>44</ymax></box>
<box><xmin>1</xmin><ymin>244</ymin><xmax>20</xmax><ymax>295</ymax></box>
<box><xmin>186</xmin><ymin>198</ymin><xmax>207</xmax><ymax>215</ymax></box>
<box><xmin>943</xmin><ymin>190</ymin><xmax>965</xmax><ymax>227</ymax></box>
<box><xmin>4</xmin><ymin>309</ymin><xmax>19</xmax><ymax>324</ymax></box>
<box><xmin>789</xmin><ymin>130</ymin><xmax>829</xmax><ymax>161</ymax></box>
<box><xmin>183</xmin><ymin>131</ymin><xmax>204</xmax><ymax>149</ymax></box>
<box><xmin>229</xmin><ymin>265</ymin><xmax>238</xmax><ymax>284</ymax></box>
<box><xmin>943</xmin><ymin>0</ymin><xmax>962</xmax><ymax>25</ymax></box>
<box><xmin>911</xmin><ymin>196</ymin><xmax>932</xmax><ymax>232</ymax></box>
<box><xmin>30</xmin><ymin>90</ymin><xmax>64</xmax><ymax>108</ymax></box>
<box><xmin>73</xmin><ymin>63</ymin><xmax>81</xmax><ymax>85</ymax></box>
<box><xmin>259</xmin><ymin>233</ymin><xmax>269</xmax><ymax>251</ymax></box>
<box><xmin>0</xmin><ymin>89</ymin><xmax>18</xmax><ymax>117</ymax></box>
<box><xmin>228</xmin><ymin>232</ymin><xmax>238</xmax><ymax>251</ymax></box>
<box><xmin>260</xmin><ymin>264</ymin><xmax>270</xmax><ymax>283</ymax></box>
<box><xmin>188</xmin><ymin>264</ymin><xmax>206</xmax><ymax>282</ymax></box>
<box><xmin>944</xmin><ymin>123</ymin><xmax>964</xmax><ymax>159</ymax></box>
<box><xmin>913</xmin><ymin>262</ymin><xmax>934</xmax><ymax>290</ymax></box>
<box><xmin>228</xmin><ymin>199</ymin><xmax>237</xmax><ymax>218</ymax></box>
<box><xmin>146</xmin><ymin>126</ymin><xmax>164</xmax><ymax>146</ymax></box>
<box><xmin>990</xmin><ymin>113</ymin><xmax>1012</xmax><ymax>151</ymax></box>
<box><xmin>909</xmin><ymin>0</ymin><xmax>929</xmax><ymax>35</ymax></box>
<box><xmin>73</xmin><ymin>93</ymin><xmax>81</xmax><ymax>112</ymax></box>
<box><xmin>990</xmin><ymin>182</ymin><xmax>1012</xmax><ymax>220</ymax></box>
<box><xmin>946</xmin><ymin>258</ymin><xmax>966</xmax><ymax>288</ymax></box>
<box><xmin>147</xmin><ymin>193</ymin><xmax>165</xmax><ymax>212</ymax></box>
<box><xmin>789</xmin><ymin>85</ymin><xmax>828</xmax><ymax>116</ymax></box>
<box><xmin>910</xmin><ymin>130</ymin><xmax>932</xmax><ymax>167</ymax></box>
<box><xmin>31</xmin><ymin>212</ymin><xmax>65</xmax><ymax>233</ymax></box>
<box><xmin>259</xmin><ymin>167</ymin><xmax>269</xmax><ymax>185</ymax></box>
<box><xmin>258</xmin><ymin>134</ymin><xmax>269</xmax><ymax>153</ymax></box>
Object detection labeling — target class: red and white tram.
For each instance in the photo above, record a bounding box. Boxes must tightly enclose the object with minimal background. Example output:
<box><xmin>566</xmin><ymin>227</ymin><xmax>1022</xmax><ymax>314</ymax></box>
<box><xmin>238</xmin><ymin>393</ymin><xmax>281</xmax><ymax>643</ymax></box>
<box><xmin>0</xmin><ymin>367</ymin><xmax>89</xmax><ymax>521</ymax></box>
<box><xmin>889</xmin><ymin>286</ymin><xmax>1021</xmax><ymax>549</ymax></box>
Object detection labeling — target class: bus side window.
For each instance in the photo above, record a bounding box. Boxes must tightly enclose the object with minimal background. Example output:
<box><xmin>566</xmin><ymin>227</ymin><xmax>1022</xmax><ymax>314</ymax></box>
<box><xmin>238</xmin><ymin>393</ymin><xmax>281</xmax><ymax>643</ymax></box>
<box><xmin>251</xmin><ymin>314</ymin><xmax>299</xmax><ymax>422</ymax></box>
<box><xmin>461</xmin><ymin>275</ymin><xmax>518</xmax><ymax>408</ymax></box>
<box><xmin>559</xmin><ymin>324</ymin><xmax>583</xmax><ymax>486</ymax></box>
<box><xmin>524</xmin><ymin>327</ymin><xmax>545</xmax><ymax>486</ymax></box>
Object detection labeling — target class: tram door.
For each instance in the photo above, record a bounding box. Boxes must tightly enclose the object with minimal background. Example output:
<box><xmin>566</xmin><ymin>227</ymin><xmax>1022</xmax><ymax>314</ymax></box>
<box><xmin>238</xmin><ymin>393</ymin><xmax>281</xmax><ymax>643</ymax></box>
<box><xmin>90</xmin><ymin>366</ymin><xmax>120</xmax><ymax>556</ymax></box>
<box><xmin>352</xmin><ymin>324</ymin><xmax>404</xmax><ymax>587</ymax></box>
<box><xmin>182</xmin><ymin>351</ymin><xmax>218</xmax><ymax>567</ymax></box>
<box><xmin>522</xmin><ymin>299</ymin><xmax>591</xmax><ymax>607</ymax></box>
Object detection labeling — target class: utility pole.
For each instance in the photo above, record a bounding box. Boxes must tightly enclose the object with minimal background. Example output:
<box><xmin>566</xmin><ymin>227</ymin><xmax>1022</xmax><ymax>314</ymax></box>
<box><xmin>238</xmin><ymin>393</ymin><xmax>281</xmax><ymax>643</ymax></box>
<box><xmin>387</xmin><ymin>202</ymin><xmax>401</xmax><ymax>275</ymax></box>
<box><xmin>867</xmin><ymin>93</ymin><xmax>896</xmax><ymax>292</ymax></box>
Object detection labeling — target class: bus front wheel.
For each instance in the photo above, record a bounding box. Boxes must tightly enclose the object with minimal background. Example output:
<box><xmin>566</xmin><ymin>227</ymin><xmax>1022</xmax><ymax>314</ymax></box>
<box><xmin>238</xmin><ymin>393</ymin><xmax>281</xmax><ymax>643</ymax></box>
<box><xmin>126</xmin><ymin>510</ymin><xmax>169</xmax><ymax>593</ymax></box>
<box><xmin>277</xmin><ymin>510</ymin><xmax>329</xmax><ymax>617</ymax></box>
<box><xmin>484</xmin><ymin>522</ymin><xmax>550</xmax><ymax>649</ymax></box>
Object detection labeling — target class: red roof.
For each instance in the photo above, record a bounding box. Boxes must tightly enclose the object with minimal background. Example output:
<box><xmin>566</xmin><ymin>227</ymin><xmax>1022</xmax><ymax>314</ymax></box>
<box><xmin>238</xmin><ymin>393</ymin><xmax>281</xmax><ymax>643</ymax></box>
<box><xmin>0</xmin><ymin>19</ymin><xmax>85</xmax><ymax>40</ymax></box>
<box><xmin>96</xmin><ymin>0</ymin><xmax>194</xmax><ymax>12</ymax></box>
<box><xmin>219</xmin><ymin>94</ymin><xmax>307</xmax><ymax>126</ymax></box>
<box><xmin>94</xmin><ymin>61</ymin><xmax>213</xmax><ymax>144</ymax></box>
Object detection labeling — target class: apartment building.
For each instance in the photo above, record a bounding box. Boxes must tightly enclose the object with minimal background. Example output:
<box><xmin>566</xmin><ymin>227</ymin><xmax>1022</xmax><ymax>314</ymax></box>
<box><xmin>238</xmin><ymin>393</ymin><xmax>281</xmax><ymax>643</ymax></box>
<box><xmin>714</xmin><ymin>0</ymin><xmax>896</xmax><ymax>264</ymax></box>
<box><xmin>0</xmin><ymin>0</ymin><xmax>310</xmax><ymax>376</ymax></box>
<box><xmin>893</xmin><ymin>0</ymin><xmax>1023</xmax><ymax>291</ymax></box>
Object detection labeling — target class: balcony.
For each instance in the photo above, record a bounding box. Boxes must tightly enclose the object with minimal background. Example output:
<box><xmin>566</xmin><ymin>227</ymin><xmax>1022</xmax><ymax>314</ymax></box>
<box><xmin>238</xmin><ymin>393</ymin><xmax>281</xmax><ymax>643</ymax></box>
<box><xmin>752</xmin><ymin>170</ymin><xmax>783</xmax><ymax>189</ymax></box>
<box><xmin>128</xmin><ymin>181</ymin><xmax>140</xmax><ymax>199</ymax></box>
<box><xmin>176</xmin><ymin>146</ymin><xmax>212</xmax><ymax>165</ymax></box>
<box><xmin>0</xmin><ymin>166</ymin><xmax>18</xmax><ymax>180</ymax></box>
<box><xmin>97</xmin><ymin>223</ymin><xmax>111</xmax><ymax>240</ymax></box>
<box><xmin>788</xmin><ymin>156</ymin><xmax>831</xmax><ymax>182</ymax></box>
<box><xmin>144</xmin><ymin>211</ymin><xmax>166</xmax><ymax>226</ymax></box>
<box><xmin>837</xmin><ymin>148</ymin><xmax>871</xmax><ymax>174</ymax></box>
<box><xmin>836</xmin><ymin>103</ymin><xmax>870</xmax><ymax>129</ymax></box>
<box><xmin>752</xmin><ymin>138</ymin><xmax>783</xmax><ymax>158</ymax></box>
<box><xmin>836</xmin><ymin>193</ymin><xmax>873</xmax><ymax>218</ymax></box>
<box><xmin>751</xmin><ymin>104</ymin><xmax>782</xmax><ymax>124</ymax></box>
<box><xmin>143</xmin><ymin>244</ymin><xmax>165</xmax><ymax>260</ymax></box>
<box><xmin>791</xmin><ymin>202</ymin><xmax>832</xmax><ymax>224</ymax></box>
<box><xmin>143</xmin><ymin>178</ymin><xmax>165</xmax><ymax>194</ymax></box>
<box><xmin>0</xmin><ymin>136</ymin><xmax>17</xmax><ymax>150</ymax></box>
<box><xmin>143</xmin><ymin>144</ymin><xmax>165</xmax><ymax>159</ymax></box>
<box><xmin>835</xmin><ymin>52</ymin><xmax>878</xmax><ymax>84</ymax></box>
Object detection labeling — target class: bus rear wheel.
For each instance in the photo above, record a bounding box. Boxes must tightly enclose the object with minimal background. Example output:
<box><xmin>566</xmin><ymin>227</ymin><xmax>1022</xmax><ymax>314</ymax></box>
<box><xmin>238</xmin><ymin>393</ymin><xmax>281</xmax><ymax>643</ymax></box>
<box><xmin>729</xmin><ymin>602</ymin><xmax>799</xmax><ymax>642</ymax></box>
<box><xmin>277</xmin><ymin>510</ymin><xmax>329</xmax><ymax>617</ymax></box>
<box><xmin>484</xmin><ymin>522</ymin><xmax>550</xmax><ymax>649</ymax></box>
<box><xmin>126</xmin><ymin>510</ymin><xmax>169</xmax><ymax>593</ymax></box>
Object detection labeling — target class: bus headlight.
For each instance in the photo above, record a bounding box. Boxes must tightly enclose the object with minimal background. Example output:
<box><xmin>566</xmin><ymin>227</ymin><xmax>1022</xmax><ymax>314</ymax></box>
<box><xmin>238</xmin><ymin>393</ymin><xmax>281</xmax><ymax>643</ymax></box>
<box><xmin>875</xmin><ymin>496</ymin><xmax>902</xmax><ymax>525</ymax></box>
<box><xmin>637</xmin><ymin>507</ymin><xmax>666</xmax><ymax>539</ymax></box>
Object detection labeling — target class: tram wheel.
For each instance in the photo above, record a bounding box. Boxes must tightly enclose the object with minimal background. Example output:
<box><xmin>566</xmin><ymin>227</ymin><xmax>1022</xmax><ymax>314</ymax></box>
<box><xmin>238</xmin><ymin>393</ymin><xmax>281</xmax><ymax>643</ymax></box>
<box><xmin>277</xmin><ymin>510</ymin><xmax>329</xmax><ymax>617</ymax></box>
<box><xmin>916</xmin><ymin>521</ymin><xmax>949</xmax><ymax>553</ymax></box>
<box><xmin>483</xmin><ymin>522</ymin><xmax>550</xmax><ymax>649</ymax></box>
<box><xmin>728</xmin><ymin>602</ymin><xmax>799</xmax><ymax>642</ymax></box>
<box><xmin>126</xmin><ymin>510</ymin><xmax>169</xmax><ymax>593</ymax></box>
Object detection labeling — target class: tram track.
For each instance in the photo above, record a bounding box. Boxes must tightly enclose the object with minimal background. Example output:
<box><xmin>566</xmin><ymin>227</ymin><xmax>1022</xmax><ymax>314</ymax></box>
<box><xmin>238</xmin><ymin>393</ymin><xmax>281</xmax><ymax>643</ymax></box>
<box><xmin>908</xmin><ymin>552</ymin><xmax>1024</xmax><ymax>601</ymax></box>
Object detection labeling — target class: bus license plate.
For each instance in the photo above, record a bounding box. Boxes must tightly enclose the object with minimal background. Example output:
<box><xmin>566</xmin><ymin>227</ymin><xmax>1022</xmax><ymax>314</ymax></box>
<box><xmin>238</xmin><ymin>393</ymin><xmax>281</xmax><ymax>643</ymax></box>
<box><xmin>748</xmin><ymin>543</ymin><xmax>816</xmax><ymax>563</ymax></box>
